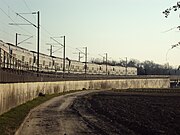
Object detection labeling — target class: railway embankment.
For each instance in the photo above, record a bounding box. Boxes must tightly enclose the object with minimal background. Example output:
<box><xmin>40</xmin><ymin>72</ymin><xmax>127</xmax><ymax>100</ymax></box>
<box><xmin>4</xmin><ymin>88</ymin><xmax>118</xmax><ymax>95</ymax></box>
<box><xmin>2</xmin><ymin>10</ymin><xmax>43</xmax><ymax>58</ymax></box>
<box><xmin>0</xmin><ymin>77</ymin><xmax>170</xmax><ymax>115</ymax></box>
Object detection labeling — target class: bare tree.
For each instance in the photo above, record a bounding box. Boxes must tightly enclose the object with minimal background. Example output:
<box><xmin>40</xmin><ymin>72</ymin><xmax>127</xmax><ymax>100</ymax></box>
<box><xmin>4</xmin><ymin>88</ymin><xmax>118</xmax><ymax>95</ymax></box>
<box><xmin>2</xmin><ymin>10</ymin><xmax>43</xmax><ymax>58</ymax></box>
<box><xmin>163</xmin><ymin>2</ymin><xmax>180</xmax><ymax>18</ymax></box>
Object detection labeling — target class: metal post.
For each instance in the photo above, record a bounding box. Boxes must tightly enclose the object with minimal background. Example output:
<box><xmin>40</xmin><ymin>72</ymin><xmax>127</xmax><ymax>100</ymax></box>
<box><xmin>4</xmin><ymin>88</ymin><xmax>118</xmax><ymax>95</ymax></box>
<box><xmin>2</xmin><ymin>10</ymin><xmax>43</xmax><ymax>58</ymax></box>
<box><xmin>16</xmin><ymin>33</ymin><xmax>18</xmax><ymax>46</ymax></box>
<box><xmin>0</xmin><ymin>48</ymin><xmax>1</xmax><ymax>68</ymax></box>
<box><xmin>85</xmin><ymin>47</ymin><xmax>87</xmax><ymax>78</ymax></box>
<box><xmin>7</xmin><ymin>52</ymin><xmax>9</xmax><ymax>68</ymax></box>
<box><xmin>125</xmin><ymin>57</ymin><xmax>127</xmax><ymax>76</ymax></box>
<box><xmin>3</xmin><ymin>51</ymin><xmax>5</xmax><ymax>68</ymax></box>
<box><xmin>50</xmin><ymin>45</ymin><xmax>52</xmax><ymax>56</ymax></box>
<box><xmin>63</xmin><ymin>36</ymin><xmax>65</xmax><ymax>78</ymax></box>
<box><xmin>12</xmin><ymin>56</ymin><xmax>14</xmax><ymax>69</ymax></box>
<box><xmin>105</xmin><ymin>53</ymin><xmax>107</xmax><ymax>75</ymax></box>
<box><xmin>10</xmin><ymin>52</ymin><xmax>11</xmax><ymax>69</ymax></box>
<box><xmin>79</xmin><ymin>52</ymin><xmax>81</xmax><ymax>62</ymax></box>
<box><xmin>37</xmin><ymin>11</ymin><xmax>40</xmax><ymax>73</ymax></box>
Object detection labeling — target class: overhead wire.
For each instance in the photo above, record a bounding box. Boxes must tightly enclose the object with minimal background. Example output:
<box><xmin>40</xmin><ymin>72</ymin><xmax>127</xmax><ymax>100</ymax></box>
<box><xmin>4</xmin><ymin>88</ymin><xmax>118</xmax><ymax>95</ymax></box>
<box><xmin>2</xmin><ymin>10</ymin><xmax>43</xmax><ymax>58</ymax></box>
<box><xmin>162</xmin><ymin>26</ymin><xmax>180</xmax><ymax>33</ymax></box>
<box><xmin>21</xmin><ymin>1</ymin><xmax>80</xmax><ymax>55</ymax></box>
<box><xmin>20</xmin><ymin>0</ymin><xmax>87</xmax><ymax>56</ymax></box>
<box><xmin>0</xmin><ymin>19</ymin><xmax>17</xmax><ymax>35</ymax></box>
<box><xmin>22</xmin><ymin>0</ymin><xmax>34</xmax><ymax>17</ymax></box>
<box><xmin>0</xmin><ymin>7</ymin><xmax>29</xmax><ymax>42</ymax></box>
<box><xmin>20</xmin><ymin>0</ymin><xmax>60</xmax><ymax>51</ymax></box>
<box><xmin>0</xmin><ymin>0</ymin><xmax>106</xmax><ymax>62</ymax></box>
<box><xmin>0</xmin><ymin>0</ymin><xmax>33</xmax><ymax>35</ymax></box>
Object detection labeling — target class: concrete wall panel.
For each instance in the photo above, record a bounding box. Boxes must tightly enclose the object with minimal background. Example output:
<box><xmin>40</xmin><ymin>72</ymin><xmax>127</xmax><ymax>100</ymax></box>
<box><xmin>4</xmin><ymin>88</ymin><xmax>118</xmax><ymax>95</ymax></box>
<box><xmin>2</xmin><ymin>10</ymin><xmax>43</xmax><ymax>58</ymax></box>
<box><xmin>0</xmin><ymin>78</ymin><xmax>170</xmax><ymax>115</ymax></box>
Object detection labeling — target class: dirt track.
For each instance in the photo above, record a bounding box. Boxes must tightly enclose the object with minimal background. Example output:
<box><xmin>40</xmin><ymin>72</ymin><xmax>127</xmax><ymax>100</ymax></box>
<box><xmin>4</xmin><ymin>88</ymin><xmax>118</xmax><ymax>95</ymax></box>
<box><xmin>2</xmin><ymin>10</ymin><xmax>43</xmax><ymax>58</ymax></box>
<box><xmin>16</xmin><ymin>90</ymin><xmax>180</xmax><ymax>135</ymax></box>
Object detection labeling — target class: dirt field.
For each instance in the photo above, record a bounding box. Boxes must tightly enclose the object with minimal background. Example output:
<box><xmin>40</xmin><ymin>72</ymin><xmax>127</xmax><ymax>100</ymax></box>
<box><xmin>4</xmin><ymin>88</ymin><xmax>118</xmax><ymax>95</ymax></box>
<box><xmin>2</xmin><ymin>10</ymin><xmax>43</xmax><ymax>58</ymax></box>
<box><xmin>74</xmin><ymin>90</ymin><xmax>180</xmax><ymax>135</ymax></box>
<box><xmin>16</xmin><ymin>90</ymin><xmax>180</xmax><ymax>135</ymax></box>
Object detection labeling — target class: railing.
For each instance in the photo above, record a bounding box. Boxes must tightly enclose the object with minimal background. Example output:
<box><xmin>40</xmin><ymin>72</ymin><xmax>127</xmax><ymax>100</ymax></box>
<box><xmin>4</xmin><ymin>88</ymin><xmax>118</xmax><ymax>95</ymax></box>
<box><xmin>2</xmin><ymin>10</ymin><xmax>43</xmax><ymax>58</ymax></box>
<box><xmin>0</xmin><ymin>47</ymin><xmax>143</xmax><ymax>83</ymax></box>
<box><xmin>0</xmin><ymin>48</ymin><xmax>36</xmax><ymax>71</ymax></box>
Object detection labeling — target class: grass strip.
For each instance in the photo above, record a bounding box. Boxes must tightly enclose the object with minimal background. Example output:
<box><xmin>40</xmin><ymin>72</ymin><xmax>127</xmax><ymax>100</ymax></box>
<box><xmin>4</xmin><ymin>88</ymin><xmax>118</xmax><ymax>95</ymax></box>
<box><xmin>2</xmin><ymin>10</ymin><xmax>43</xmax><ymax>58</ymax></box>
<box><xmin>0</xmin><ymin>90</ymin><xmax>79</xmax><ymax>135</ymax></box>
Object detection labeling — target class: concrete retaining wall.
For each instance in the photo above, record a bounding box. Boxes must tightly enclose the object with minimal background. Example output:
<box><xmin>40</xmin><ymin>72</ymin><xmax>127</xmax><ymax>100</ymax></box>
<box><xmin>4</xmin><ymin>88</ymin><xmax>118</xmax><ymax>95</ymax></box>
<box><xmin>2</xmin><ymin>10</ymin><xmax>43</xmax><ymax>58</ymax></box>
<box><xmin>0</xmin><ymin>78</ymin><xmax>170</xmax><ymax>115</ymax></box>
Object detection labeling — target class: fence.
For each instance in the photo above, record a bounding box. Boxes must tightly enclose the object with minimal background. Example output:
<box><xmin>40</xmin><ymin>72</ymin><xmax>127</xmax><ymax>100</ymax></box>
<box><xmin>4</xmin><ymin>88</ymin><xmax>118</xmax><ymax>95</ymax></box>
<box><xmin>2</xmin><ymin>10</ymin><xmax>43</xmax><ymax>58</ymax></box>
<box><xmin>0</xmin><ymin>48</ymin><xmax>38</xmax><ymax>71</ymax></box>
<box><xmin>0</xmin><ymin>47</ymin><xmax>170</xmax><ymax>83</ymax></box>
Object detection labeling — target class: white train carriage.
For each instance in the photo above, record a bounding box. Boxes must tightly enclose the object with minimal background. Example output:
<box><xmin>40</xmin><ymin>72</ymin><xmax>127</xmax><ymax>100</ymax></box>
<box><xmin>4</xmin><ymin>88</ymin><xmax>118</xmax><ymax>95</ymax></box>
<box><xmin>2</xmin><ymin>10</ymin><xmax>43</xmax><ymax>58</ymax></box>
<box><xmin>106</xmin><ymin>65</ymin><xmax>118</xmax><ymax>75</ymax></box>
<box><xmin>65</xmin><ymin>58</ymin><xmax>71</xmax><ymax>73</ymax></box>
<box><xmin>50</xmin><ymin>56</ymin><xmax>62</xmax><ymax>73</ymax></box>
<box><xmin>98</xmin><ymin>64</ymin><xmax>107</xmax><ymax>75</ymax></box>
<box><xmin>0</xmin><ymin>40</ymin><xmax>9</xmax><ymax>52</ymax></box>
<box><xmin>0</xmin><ymin>41</ymin><xmax>10</xmax><ymax>67</ymax></box>
<box><xmin>0</xmin><ymin>40</ymin><xmax>138</xmax><ymax>76</ymax></box>
<box><xmin>118</xmin><ymin>66</ymin><xmax>126</xmax><ymax>75</ymax></box>
<box><xmin>127</xmin><ymin>67</ymin><xmax>137</xmax><ymax>75</ymax></box>
<box><xmin>0</xmin><ymin>41</ymin><xmax>33</xmax><ymax>69</ymax></box>
<box><xmin>106</xmin><ymin>65</ymin><xmax>112</xmax><ymax>75</ymax></box>
<box><xmin>31</xmin><ymin>51</ymin><xmax>54</xmax><ymax>72</ymax></box>
<box><xmin>110</xmin><ymin>65</ymin><xmax>121</xmax><ymax>75</ymax></box>
<box><xmin>7</xmin><ymin>43</ymin><xmax>31</xmax><ymax>63</ymax></box>
<box><xmin>70</xmin><ymin>60</ymin><xmax>84</xmax><ymax>74</ymax></box>
<box><xmin>68</xmin><ymin>59</ymin><xmax>77</xmax><ymax>74</ymax></box>
<box><xmin>46</xmin><ymin>56</ymin><xmax>54</xmax><ymax>72</ymax></box>
<box><xmin>87</xmin><ymin>63</ymin><xmax>99</xmax><ymax>75</ymax></box>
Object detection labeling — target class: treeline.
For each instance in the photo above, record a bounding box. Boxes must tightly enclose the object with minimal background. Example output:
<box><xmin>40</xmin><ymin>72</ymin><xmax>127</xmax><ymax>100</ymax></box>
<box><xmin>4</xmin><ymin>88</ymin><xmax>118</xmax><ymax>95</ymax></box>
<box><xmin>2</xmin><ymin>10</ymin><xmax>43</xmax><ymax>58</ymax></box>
<box><xmin>91</xmin><ymin>58</ymin><xmax>180</xmax><ymax>75</ymax></box>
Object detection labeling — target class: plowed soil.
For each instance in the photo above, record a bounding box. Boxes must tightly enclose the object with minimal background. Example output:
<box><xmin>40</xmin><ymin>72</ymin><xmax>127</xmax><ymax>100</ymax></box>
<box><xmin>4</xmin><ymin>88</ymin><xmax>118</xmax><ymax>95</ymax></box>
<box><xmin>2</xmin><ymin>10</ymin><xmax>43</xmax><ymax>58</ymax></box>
<box><xmin>16</xmin><ymin>90</ymin><xmax>180</xmax><ymax>135</ymax></box>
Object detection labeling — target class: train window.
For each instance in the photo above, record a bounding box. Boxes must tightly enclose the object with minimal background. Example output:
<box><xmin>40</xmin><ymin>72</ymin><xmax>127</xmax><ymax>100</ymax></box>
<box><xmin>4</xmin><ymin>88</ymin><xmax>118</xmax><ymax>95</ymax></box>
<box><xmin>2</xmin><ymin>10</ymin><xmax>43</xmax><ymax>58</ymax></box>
<box><xmin>61</xmin><ymin>64</ymin><xmax>63</xmax><ymax>68</ymax></box>
<box><xmin>45</xmin><ymin>66</ymin><xmax>48</xmax><ymax>69</ymax></box>
<box><xmin>33</xmin><ymin>56</ymin><xmax>36</xmax><ymax>63</ymax></box>
<box><xmin>84</xmin><ymin>65</ymin><xmax>88</xmax><ymax>69</ymax></box>
<box><xmin>29</xmin><ymin>58</ymin><xmax>32</xmax><ymax>64</ymax></box>
<box><xmin>22</xmin><ymin>56</ymin><xmax>25</xmax><ymax>62</ymax></box>
<box><xmin>99</xmin><ymin>66</ymin><xmax>102</xmax><ymax>70</ymax></box>
<box><xmin>43</xmin><ymin>60</ymin><xmax>45</xmax><ymax>66</ymax></box>
<box><xmin>113</xmin><ymin>68</ymin><xmax>115</xmax><ymax>71</ymax></box>
<box><xmin>49</xmin><ymin>62</ymin><xmax>51</xmax><ymax>67</ymax></box>
<box><xmin>57</xmin><ymin>66</ymin><xmax>60</xmax><ymax>70</ymax></box>
<box><xmin>10</xmin><ymin>49</ymin><xmax>12</xmax><ymax>55</ymax></box>
<box><xmin>52</xmin><ymin>60</ymin><xmax>55</xmax><ymax>66</ymax></box>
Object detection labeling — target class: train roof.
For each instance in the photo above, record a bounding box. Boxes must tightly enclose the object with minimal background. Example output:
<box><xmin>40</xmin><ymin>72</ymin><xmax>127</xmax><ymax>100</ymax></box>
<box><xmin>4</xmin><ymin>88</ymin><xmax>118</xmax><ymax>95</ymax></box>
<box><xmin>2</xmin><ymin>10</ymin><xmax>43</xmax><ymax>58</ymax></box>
<box><xmin>0</xmin><ymin>40</ymin><xmax>137</xmax><ymax>69</ymax></box>
<box><xmin>6</xmin><ymin>42</ymin><xmax>31</xmax><ymax>52</ymax></box>
<box><xmin>30</xmin><ymin>50</ymin><xmax>53</xmax><ymax>57</ymax></box>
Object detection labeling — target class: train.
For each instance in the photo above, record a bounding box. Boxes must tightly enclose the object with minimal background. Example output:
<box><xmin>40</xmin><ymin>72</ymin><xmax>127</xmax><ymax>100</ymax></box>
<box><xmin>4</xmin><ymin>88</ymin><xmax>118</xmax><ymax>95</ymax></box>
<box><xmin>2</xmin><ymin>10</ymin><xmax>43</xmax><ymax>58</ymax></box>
<box><xmin>0</xmin><ymin>40</ymin><xmax>137</xmax><ymax>76</ymax></box>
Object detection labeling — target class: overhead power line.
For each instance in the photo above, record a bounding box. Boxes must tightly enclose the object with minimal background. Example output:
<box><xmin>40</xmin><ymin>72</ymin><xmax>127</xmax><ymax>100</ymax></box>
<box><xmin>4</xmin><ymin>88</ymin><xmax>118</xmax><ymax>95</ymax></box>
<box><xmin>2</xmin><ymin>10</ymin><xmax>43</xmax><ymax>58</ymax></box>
<box><xmin>0</xmin><ymin>7</ymin><xmax>15</xmax><ymax>23</ymax></box>
<box><xmin>0</xmin><ymin>0</ymin><xmax>102</xmax><ymax>61</ymax></box>
<box><xmin>0</xmin><ymin>1</ymin><xmax>33</xmax><ymax>35</ymax></box>
<box><xmin>22</xmin><ymin>0</ymin><xmax>32</xmax><ymax>14</ymax></box>
<box><xmin>162</xmin><ymin>26</ymin><xmax>179</xmax><ymax>33</ymax></box>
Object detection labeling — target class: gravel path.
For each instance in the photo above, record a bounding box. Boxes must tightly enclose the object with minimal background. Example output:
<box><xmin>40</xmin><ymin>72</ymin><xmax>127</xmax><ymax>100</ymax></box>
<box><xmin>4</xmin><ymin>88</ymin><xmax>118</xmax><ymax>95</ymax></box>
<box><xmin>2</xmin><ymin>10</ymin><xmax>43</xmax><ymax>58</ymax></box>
<box><xmin>15</xmin><ymin>90</ymin><xmax>103</xmax><ymax>135</ymax></box>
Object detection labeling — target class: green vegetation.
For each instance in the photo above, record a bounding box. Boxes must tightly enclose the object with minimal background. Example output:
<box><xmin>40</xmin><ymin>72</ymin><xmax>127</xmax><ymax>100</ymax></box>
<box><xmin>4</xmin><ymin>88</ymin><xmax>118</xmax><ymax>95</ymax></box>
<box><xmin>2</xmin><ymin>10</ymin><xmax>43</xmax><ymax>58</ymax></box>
<box><xmin>0</xmin><ymin>91</ymin><xmax>79</xmax><ymax>135</ymax></box>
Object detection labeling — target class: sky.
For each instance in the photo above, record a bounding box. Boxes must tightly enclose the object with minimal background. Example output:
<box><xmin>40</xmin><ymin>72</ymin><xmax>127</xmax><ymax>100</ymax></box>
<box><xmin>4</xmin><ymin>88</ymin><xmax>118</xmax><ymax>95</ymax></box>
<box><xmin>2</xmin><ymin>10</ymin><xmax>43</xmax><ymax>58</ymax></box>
<box><xmin>0</xmin><ymin>0</ymin><xmax>180</xmax><ymax>67</ymax></box>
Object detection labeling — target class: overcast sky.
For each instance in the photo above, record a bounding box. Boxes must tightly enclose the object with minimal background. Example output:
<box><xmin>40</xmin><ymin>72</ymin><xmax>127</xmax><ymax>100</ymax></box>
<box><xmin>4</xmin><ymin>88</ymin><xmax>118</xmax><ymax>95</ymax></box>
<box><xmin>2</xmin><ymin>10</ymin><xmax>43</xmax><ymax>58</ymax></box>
<box><xmin>0</xmin><ymin>0</ymin><xmax>180</xmax><ymax>67</ymax></box>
